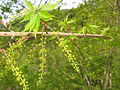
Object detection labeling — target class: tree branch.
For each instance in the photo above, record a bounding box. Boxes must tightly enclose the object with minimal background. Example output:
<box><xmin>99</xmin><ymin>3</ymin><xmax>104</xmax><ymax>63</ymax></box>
<box><xmin>0</xmin><ymin>32</ymin><xmax>110</xmax><ymax>39</ymax></box>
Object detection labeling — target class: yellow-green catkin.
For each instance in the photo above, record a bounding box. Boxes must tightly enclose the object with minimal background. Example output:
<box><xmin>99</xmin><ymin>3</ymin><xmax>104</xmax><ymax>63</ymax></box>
<box><xmin>37</xmin><ymin>38</ymin><xmax>47</xmax><ymax>85</ymax></box>
<box><xmin>58</xmin><ymin>38</ymin><xmax>80</xmax><ymax>73</ymax></box>
<box><xmin>3</xmin><ymin>38</ymin><xmax>29</xmax><ymax>90</ymax></box>
<box><xmin>25</xmin><ymin>43</ymin><xmax>37</xmax><ymax>63</ymax></box>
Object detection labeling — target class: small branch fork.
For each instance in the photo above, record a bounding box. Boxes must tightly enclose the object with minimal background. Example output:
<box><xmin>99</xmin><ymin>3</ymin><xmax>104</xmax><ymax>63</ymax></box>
<box><xmin>0</xmin><ymin>32</ymin><xmax>110</xmax><ymax>39</ymax></box>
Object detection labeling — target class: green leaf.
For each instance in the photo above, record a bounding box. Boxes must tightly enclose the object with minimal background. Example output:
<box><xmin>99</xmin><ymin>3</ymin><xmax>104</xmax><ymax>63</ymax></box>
<box><xmin>79</xmin><ymin>27</ymin><xmax>86</xmax><ymax>34</ymax></box>
<box><xmin>20</xmin><ymin>82</ymin><xmax>23</xmax><ymax>85</ymax></box>
<box><xmin>33</xmin><ymin>14</ymin><xmax>40</xmax><ymax>38</ymax></box>
<box><xmin>41</xmin><ymin>4</ymin><xmax>57</xmax><ymax>10</ymax></box>
<box><xmin>87</xmin><ymin>24</ymin><xmax>99</xmax><ymax>34</ymax></box>
<box><xmin>41</xmin><ymin>0</ymin><xmax>60</xmax><ymax>10</ymax></box>
<box><xmin>21</xmin><ymin>12</ymin><xmax>33</xmax><ymax>22</ymax></box>
<box><xmin>65</xmin><ymin>14</ymin><xmax>69</xmax><ymax>21</ymax></box>
<box><xmin>23</xmin><ymin>22</ymin><xmax>30</xmax><ymax>32</ymax></box>
<box><xmin>39</xmin><ymin>10</ymin><xmax>54</xmax><ymax>19</ymax></box>
<box><xmin>24</xmin><ymin>0</ymin><xmax>34</xmax><ymax>11</ymax></box>
<box><xmin>40</xmin><ymin>17</ymin><xmax>53</xmax><ymax>21</ymax></box>
<box><xmin>67</xmin><ymin>20</ymin><xmax>75</xmax><ymax>24</ymax></box>
<box><xmin>101</xmin><ymin>27</ymin><xmax>110</xmax><ymax>35</ymax></box>
<box><xmin>29</xmin><ymin>14</ymin><xmax>38</xmax><ymax>31</ymax></box>
<box><xmin>58</xmin><ymin>21</ymin><xmax>65</xmax><ymax>25</ymax></box>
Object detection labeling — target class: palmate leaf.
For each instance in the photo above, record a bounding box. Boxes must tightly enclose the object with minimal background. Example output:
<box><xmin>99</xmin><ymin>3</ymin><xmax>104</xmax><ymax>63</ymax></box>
<box><xmin>22</xmin><ymin>0</ymin><xmax>58</xmax><ymax>37</ymax></box>
<box><xmin>24</xmin><ymin>0</ymin><xmax>34</xmax><ymax>11</ymax></box>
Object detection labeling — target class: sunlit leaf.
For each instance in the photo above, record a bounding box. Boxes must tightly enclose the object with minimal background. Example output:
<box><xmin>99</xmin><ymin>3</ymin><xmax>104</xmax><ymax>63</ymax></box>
<box><xmin>24</xmin><ymin>0</ymin><xmax>34</xmax><ymax>11</ymax></box>
<box><xmin>101</xmin><ymin>27</ymin><xmax>110</xmax><ymax>35</ymax></box>
<box><xmin>87</xmin><ymin>24</ymin><xmax>99</xmax><ymax>33</ymax></box>
<box><xmin>58</xmin><ymin>21</ymin><xmax>65</xmax><ymax>25</ymax></box>
<box><xmin>39</xmin><ymin>10</ymin><xmax>54</xmax><ymax>19</ymax></box>
<box><xmin>67</xmin><ymin>20</ymin><xmax>75</xmax><ymax>24</ymax></box>
<box><xmin>33</xmin><ymin>14</ymin><xmax>40</xmax><ymax>38</ymax></box>
<box><xmin>40</xmin><ymin>17</ymin><xmax>53</xmax><ymax>21</ymax></box>
<box><xmin>21</xmin><ymin>12</ymin><xmax>33</xmax><ymax>22</ymax></box>
<box><xmin>41</xmin><ymin>1</ymin><xmax>60</xmax><ymax>10</ymax></box>
<box><xmin>79</xmin><ymin>27</ymin><xmax>86</xmax><ymax>34</ymax></box>
<box><xmin>29</xmin><ymin>14</ymin><xmax>38</xmax><ymax>31</ymax></box>
<box><xmin>41</xmin><ymin>4</ymin><xmax>57</xmax><ymax>10</ymax></box>
<box><xmin>23</xmin><ymin>22</ymin><xmax>30</xmax><ymax>32</ymax></box>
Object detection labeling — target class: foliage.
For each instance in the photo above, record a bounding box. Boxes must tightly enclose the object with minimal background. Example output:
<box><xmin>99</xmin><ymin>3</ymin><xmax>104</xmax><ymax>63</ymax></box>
<box><xmin>0</xmin><ymin>0</ymin><xmax>25</xmax><ymax>18</ymax></box>
<box><xmin>0</xmin><ymin>0</ymin><xmax>120</xmax><ymax>90</ymax></box>
<box><xmin>22</xmin><ymin>0</ymin><xmax>60</xmax><ymax>37</ymax></box>
<box><xmin>58</xmin><ymin>13</ymin><xmax>75</xmax><ymax>31</ymax></box>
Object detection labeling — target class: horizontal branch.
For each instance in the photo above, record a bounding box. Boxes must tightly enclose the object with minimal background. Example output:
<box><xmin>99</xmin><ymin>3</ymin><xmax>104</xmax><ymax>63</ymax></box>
<box><xmin>0</xmin><ymin>32</ymin><xmax>110</xmax><ymax>39</ymax></box>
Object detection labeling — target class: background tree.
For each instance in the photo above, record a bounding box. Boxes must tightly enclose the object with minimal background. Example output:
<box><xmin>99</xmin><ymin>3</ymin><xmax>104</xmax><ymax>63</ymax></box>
<box><xmin>0</xmin><ymin>0</ymin><xmax>120</xmax><ymax>90</ymax></box>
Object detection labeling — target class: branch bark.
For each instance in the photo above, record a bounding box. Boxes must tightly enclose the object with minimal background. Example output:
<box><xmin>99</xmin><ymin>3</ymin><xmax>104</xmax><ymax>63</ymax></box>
<box><xmin>0</xmin><ymin>32</ymin><xmax>110</xmax><ymax>39</ymax></box>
